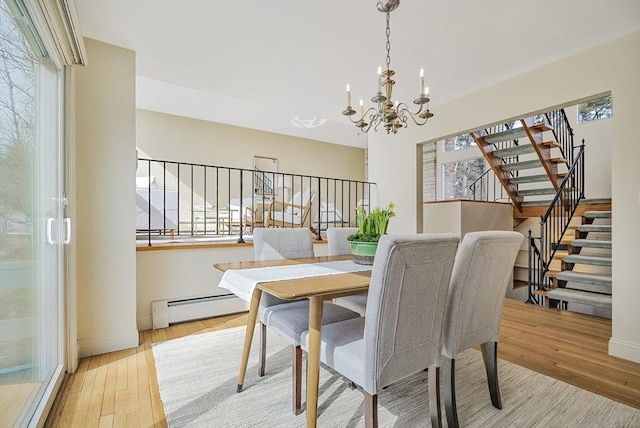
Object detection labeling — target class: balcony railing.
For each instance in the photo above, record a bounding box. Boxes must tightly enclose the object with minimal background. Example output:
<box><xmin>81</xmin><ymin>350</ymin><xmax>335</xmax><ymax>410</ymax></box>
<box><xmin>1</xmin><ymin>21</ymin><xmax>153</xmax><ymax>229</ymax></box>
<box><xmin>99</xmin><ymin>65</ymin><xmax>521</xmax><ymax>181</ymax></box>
<box><xmin>136</xmin><ymin>158</ymin><xmax>376</xmax><ymax>246</ymax></box>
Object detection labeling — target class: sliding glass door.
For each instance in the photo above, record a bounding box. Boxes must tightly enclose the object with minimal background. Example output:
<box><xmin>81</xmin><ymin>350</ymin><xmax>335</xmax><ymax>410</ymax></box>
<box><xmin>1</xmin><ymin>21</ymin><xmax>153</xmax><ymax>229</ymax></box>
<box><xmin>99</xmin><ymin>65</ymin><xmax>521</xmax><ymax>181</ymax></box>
<box><xmin>0</xmin><ymin>1</ymin><xmax>64</xmax><ymax>426</ymax></box>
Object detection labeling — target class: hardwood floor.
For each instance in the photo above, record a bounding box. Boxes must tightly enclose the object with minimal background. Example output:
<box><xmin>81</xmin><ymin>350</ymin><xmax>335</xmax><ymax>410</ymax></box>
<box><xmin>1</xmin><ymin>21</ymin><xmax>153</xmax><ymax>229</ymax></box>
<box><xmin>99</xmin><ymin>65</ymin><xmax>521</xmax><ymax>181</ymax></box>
<box><xmin>45</xmin><ymin>299</ymin><xmax>640</xmax><ymax>427</ymax></box>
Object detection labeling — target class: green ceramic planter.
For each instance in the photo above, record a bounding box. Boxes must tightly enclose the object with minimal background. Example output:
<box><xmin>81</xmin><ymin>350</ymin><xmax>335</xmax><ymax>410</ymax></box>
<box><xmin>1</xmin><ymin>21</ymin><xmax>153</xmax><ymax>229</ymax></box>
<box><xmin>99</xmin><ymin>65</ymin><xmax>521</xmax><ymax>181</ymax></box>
<box><xmin>349</xmin><ymin>241</ymin><xmax>379</xmax><ymax>265</ymax></box>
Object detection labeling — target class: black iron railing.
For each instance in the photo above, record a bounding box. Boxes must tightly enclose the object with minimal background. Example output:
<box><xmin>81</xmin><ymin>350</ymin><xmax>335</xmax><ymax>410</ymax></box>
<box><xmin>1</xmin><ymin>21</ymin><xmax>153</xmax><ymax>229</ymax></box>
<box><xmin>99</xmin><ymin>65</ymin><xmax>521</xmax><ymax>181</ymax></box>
<box><xmin>526</xmin><ymin>143</ymin><xmax>585</xmax><ymax>303</ymax></box>
<box><xmin>136</xmin><ymin>158</ymin><xmax>375</xmax><ymax>246</ymax></box>
<box><xmin>544</xmin><ymin>109</ymin><xmax>575</xmax><ymax>165</ymax></box>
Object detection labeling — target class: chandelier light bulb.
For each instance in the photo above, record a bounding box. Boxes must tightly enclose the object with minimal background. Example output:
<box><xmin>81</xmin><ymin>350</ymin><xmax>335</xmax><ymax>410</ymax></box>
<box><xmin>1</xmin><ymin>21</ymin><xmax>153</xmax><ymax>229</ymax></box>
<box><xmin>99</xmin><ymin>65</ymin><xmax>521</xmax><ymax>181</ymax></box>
<box><xmin>346</xmin><ymin>84</ymin><xmax>351</xmax><ymax>107</ymax></box>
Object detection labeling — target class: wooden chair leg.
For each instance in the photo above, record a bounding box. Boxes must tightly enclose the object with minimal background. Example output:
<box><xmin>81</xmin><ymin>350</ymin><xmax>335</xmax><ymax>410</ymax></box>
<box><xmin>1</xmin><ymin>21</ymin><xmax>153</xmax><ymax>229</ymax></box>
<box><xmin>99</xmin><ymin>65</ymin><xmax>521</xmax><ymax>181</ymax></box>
<box><xmin>364</xmin><ymin>392</ymin><xmax>378</xmax><ymax>428</ymax></box>
<box><xmin>481</xmin><ymin>341</ymin><xmax>502</xmax><ymax>409</ymax></box>
<box><xmin>428</xmin><ymin>364</ymin><xmax>442</xmax><ymax>428</ymax></box>
<box><xmin>258</xmin><ymin>322</ymin><xmax>267</xmax><ymax>377</ymax></box>
<box><xmin>292</xmin><ymin>346</ymin><xmax>303</xmax><ymax>415</ymax></box>
<box><xmin>443</xmin><ymin>357</ymin><xmax>459</xmax><ymax>428</ymax></box>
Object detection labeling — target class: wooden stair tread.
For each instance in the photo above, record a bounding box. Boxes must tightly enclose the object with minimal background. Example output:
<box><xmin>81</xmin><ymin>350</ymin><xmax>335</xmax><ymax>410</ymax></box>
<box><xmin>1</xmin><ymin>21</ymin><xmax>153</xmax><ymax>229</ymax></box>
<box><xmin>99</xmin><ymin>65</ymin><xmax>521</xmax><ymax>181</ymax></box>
<box><xmin>529</xmin><ymin>123</ymin><xmax>553</xmax><ymax>132</ymax></box>
<box><xmin>533</xmin><ymin>289</ymin><xmax>549</xmax><ymax>297</ymax></box>
<box><xmin>544</xmin><ymin>270</ymin><xmax>560</xmax><ymax>278</ymax></box>
<box><xmin>550</xmin><ymin>157</ymin><xmax>567</xmax><ymax>164</ymax></box>
<box><xmin>542</xmin><ymin>140</ymin><xmax>561</xmax><ymax>148</ymax></box>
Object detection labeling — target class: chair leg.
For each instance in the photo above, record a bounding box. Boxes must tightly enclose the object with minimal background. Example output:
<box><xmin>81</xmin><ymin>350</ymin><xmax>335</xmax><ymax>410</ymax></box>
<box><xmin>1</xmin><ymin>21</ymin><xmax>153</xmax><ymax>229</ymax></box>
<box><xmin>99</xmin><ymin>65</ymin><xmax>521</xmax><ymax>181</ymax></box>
<box><xmin>364</xmin><ymin>392</ymin><xmax>378</xmax><ymax>428</ymax></box>
<box><xmin>428</xmin><ymin>364</ymin><xmax>442</xmax><ymax>428</ymax></box>
<box><xmin>292</xmin><ymin>346</ymin><xmax>303</xmax><ymax>415</ymax></box>
<box><xmin>258</xmin><ymin>322</ymin><xmax>267</xmax><ymax>377</ymax></box>
<box><xmin>481</xmin><ymin>341</ymin><xmax>502</xmax><ymax>409</ymax></box>
<box><xmin>443</xmin><ymin>356</ymin><xmax>459</xmax><ymax>428</ymax></box>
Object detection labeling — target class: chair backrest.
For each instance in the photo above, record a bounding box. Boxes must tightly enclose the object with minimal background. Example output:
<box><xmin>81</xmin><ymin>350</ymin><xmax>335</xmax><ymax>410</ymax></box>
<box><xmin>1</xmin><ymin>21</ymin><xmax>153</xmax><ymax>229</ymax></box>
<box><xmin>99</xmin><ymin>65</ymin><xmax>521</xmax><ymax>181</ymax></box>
<box><xmin>285</xmin><ymin>187</ymin><xmax>312</xmax><ymax>215</ymax></box>
<box><xmin>253</xmin><ymin>227</ymin><xmax>315</xmax><ymax>260</ymax></box>
<box><xmin>326</xmin><ymin>227</ymin><xmax>358</xmax><ymax>256</ymax></box>
<box><xmin>441</xmin><ymin>231</ymin><xmax>524</xmax><ymax>359</ymax></box>
<box><xmin>362</xmin><ymin>233</ymin><xmax>460</xmax><ymax>393</ymax></box>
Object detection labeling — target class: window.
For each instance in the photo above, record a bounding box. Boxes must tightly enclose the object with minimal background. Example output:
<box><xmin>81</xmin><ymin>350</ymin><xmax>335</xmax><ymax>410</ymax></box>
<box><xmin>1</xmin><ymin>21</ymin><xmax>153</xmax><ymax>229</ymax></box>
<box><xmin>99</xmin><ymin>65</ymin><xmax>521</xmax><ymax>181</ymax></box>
<box><xmin>578</xmin><ymin>95</ymin><xmax>612</xmax><ymax>123</ymax></box>
<box><xmin>0</xmin><ymin>1</ymin><xmax>64</xmax><ymax>426</ymax></box>
<box><xmin>442</xmin><ymin>158</ymin><xmax>486</xmax><ymax>200</ymax></box>
<box><xmin>443</xmin><ymin>133</ymin><xmax>476</xmax><ymax>152</ymax></box>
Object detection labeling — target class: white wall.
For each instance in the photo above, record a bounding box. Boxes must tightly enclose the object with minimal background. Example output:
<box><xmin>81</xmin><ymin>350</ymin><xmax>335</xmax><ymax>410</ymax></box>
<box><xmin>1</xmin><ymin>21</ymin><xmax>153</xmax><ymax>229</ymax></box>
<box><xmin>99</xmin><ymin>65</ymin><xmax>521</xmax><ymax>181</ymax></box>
<box><xmin>569</xmin><ymin>112</ymin><xmax>612</xmax><ymax>199</ymax></box>
<box><xmin>74</xmin><ymin>38</ymin><xmax>138</xmax><ymax>357</ymax></box>
<box><xmin>368</xmin><ymin>32</ymin><xmax>640</xmax><ymax>362</ymax></box>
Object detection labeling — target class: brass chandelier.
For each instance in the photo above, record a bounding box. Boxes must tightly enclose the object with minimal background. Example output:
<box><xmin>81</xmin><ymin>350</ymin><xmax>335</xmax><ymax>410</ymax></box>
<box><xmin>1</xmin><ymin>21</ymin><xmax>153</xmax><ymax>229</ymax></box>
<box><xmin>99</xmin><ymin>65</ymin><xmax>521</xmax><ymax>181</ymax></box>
<box><xmin>342</xmin><ymin>0</ymin><xmax>433</xmax><ymax>134</ymax></box>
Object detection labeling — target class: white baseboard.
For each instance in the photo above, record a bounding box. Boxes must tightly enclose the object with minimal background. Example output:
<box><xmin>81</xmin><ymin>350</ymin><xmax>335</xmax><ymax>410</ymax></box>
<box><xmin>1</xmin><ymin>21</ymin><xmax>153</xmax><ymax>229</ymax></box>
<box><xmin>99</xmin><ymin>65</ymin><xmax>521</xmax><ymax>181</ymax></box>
<box><xmin>78</xmin><ymin>331</ymin><xmax>139</xmax><ymax>358</ymax></box>
<box><xmin>609</xmin><ymin>337</ymin><xmax>640</xmax><ymax>363</ymax></box>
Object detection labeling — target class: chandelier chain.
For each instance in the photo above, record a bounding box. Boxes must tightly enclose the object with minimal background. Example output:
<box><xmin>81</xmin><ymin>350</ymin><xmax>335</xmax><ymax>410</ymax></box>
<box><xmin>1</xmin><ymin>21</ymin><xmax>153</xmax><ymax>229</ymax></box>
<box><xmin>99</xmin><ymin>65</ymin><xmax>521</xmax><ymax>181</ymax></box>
<box><xmin>385</xmin><ymin>12</ymin><xmax>391</xmax><ymax>71</ymax></box>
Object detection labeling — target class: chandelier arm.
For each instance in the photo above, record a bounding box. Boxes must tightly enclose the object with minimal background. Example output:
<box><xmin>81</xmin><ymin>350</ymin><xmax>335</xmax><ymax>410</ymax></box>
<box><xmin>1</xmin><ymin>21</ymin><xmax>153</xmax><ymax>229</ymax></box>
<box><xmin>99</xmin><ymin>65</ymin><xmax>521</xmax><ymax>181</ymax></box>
<box><xmin>397</xmin><ymin>102</ymin><xmax>433</xmax><ymax>126</ymax></box>
<box><xmin>344</xmin><ymin>107</ymin><xmax>379</xmax><ymax>125</ymax></box>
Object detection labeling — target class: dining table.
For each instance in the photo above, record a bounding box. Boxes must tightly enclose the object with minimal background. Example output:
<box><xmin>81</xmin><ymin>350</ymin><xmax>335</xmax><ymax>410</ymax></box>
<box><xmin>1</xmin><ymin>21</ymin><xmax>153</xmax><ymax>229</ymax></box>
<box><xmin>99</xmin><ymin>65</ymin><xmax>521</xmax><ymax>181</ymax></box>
<box><xmin>214</xmin><ymin>255</ymin><xmax>372</xmax><ymax>428</ymax></box>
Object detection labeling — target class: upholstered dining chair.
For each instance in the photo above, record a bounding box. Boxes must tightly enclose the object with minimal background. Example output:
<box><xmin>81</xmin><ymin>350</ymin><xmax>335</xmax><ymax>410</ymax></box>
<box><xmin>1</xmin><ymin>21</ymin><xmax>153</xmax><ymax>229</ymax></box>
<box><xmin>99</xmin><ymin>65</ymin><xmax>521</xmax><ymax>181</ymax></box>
<box><xmin>252</xmin><ymin>227</ymin><xmax>361</xmax><ymax>415</ymax></box>
<box><xmin>302</xmin><ymin>233</ymin><xmax>460</xmax><ymax>428</ymax></box>
<box><xmin>440</xmin><ymin>231</ymin><xmax>524</xmax><ymax>428</ymax></box>
<box><xmin>327</xmin><ymin>227</ymin><xmax>368</xmax><ymax>316</ymax></box>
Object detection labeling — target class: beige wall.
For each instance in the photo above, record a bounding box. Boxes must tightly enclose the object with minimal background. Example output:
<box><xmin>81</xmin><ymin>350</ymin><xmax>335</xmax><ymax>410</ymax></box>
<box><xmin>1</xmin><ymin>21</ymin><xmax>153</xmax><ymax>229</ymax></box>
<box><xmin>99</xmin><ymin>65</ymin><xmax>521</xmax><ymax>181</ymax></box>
<box><xmin>136</xmin><ymin>242</ymin><xmax>330</xmax><ymax>330</ymax></box>
<box><xmin>422</xmin><ymin>200</ymin><xmax>513</xmax><ymax>237</ymax></box>
<box><xmin>74</xmin><ymin>38</ymin><xmax>138</xmax><ymax>357</ymax></box>
<box><xmin>369</xmin><ymin>32</ymin><xmax>640</xmax><ymax>362</ymax></box>
<box><xmin>136</xmin><ymin>110</ymin><xmax>366</xmax><ymax>180</ymax></box>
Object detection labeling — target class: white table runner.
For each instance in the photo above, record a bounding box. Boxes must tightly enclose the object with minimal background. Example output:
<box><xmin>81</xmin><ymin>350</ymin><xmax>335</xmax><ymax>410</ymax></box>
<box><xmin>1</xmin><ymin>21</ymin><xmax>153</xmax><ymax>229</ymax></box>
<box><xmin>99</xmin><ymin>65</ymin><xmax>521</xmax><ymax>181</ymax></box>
<box><xmin>218</xmin><ymin>260</ymin><xmax>373</xmax><ymax>302</ymax></box>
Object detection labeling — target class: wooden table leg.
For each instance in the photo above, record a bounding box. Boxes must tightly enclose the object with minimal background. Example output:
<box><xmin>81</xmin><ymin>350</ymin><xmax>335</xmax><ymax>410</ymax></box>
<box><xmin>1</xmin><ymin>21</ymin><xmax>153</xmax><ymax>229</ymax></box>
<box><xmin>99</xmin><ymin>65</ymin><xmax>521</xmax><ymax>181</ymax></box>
<box><xmin>237</xmin><ymin>288</ymin><xmax>262</xmax><ymax>392</ymax></box>
<box><xmin>306</xmin><ymin>296</ymin><xmax>324</xmax><ymax>427</ymax></box>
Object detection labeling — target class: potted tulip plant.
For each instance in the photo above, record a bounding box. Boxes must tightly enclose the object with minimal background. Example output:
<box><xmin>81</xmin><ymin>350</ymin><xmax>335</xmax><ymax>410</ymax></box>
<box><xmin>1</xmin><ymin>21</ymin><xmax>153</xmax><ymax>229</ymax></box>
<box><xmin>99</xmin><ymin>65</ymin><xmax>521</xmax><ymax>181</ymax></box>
<box><xmin>347</xmin><ymin>202</ymin><xmax>395</xmax><ymax>265</ymax></box>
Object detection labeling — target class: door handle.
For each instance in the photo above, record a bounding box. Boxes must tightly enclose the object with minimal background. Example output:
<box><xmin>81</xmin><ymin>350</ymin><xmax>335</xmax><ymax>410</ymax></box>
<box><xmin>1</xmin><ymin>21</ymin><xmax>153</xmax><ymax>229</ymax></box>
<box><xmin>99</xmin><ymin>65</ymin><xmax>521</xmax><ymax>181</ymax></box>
<box><xmin>46</xmin><ymin>218</ymin><xmax>55</xmax><ymax>245</ymax></box>
<box><xmin>63</xmin><ymin>217</ymin><xmax>71</xmax><ymax>244</ymax></box>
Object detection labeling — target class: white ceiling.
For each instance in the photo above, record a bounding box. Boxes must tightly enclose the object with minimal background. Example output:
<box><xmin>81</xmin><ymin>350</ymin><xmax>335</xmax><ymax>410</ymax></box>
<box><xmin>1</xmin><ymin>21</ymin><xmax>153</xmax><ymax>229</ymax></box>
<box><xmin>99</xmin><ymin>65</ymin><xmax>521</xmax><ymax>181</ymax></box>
<box><xmin>75</xmin><ymin>0</ymin><xmax>640</xmax><ymax>148</ymax></box>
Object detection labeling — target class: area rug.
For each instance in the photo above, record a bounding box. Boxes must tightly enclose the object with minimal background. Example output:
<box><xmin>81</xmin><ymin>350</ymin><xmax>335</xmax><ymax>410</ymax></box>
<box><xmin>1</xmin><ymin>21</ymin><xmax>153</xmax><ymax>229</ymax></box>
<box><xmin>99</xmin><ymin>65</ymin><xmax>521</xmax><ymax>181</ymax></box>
<box><xmin>152</xmin><ymin>325</ymin><xmax>640</xmax><ymax>427</ymax></box>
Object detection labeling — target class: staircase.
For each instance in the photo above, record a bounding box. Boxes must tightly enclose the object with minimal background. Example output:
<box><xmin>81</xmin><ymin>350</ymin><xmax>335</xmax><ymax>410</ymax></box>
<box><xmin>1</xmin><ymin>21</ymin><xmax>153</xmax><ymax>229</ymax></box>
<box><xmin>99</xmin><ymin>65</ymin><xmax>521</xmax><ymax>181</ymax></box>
<box><xmin>547</xmin><ymin>210</ymin><xmax>612</xmax><ymax>310</ymax></box>
<box><xmin>469</xmin><ymin>114</ymin><xmax>570</xmax><ymax>212</ymax></box>
<box><xmin>465</xmin><ymin>108</ymin><xmax>617</xmax><ymax>316</ymax></box>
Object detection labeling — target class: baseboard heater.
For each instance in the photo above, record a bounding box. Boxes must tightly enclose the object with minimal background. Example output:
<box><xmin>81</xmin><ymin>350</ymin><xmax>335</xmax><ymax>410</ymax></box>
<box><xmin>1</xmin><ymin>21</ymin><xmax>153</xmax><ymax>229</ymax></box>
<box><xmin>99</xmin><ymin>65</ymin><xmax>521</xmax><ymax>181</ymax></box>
<box><xmin>152</xmin><ymin>294</ymin><xmax>249</xmax><ymax>330</ymax></box>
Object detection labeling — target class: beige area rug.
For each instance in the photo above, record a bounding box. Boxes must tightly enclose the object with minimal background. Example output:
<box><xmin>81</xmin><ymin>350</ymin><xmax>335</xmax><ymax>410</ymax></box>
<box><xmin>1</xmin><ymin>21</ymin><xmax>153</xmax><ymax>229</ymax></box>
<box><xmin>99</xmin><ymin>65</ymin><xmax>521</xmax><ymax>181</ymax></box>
<box><xmin>152</xmin><ymin>325</ymin><xmax>640</xmax><ymax>428</ymax></box>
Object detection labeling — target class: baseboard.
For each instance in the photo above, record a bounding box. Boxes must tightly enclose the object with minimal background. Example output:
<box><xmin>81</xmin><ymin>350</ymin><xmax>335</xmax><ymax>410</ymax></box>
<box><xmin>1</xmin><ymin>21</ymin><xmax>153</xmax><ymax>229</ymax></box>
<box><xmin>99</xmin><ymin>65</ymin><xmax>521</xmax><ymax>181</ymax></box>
<box><xmin>609</xmin><ymin>337</ymin><xmax>640</xmax><ymax>363</ymax></box>
<box><xmin>78</xmin><ymin>331</ymin><xmax>139</xmax><ymax>358</ymax></box>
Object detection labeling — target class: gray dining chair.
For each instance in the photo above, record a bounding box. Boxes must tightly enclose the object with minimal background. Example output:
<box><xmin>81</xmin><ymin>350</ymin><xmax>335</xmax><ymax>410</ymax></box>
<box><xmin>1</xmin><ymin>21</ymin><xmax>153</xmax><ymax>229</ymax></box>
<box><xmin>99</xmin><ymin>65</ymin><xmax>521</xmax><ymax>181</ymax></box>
<box><xmin>327</xmin><ymin>227</ymin><xmax>368</xmax><ymax>316</ymax></box>
<box><xmin>302</xmin><ymin>233</ymin><xmax>460</xmax><ymax>427</ymax></box>
<box><xmin>441</xmin><ymin>231</ymin><xmax>524</xmax><ymax>428</ymax></box>
<box><xmin>252</xmin><ymin>227</ymin><xmax>360</xmax><ymax>415</ymax></box>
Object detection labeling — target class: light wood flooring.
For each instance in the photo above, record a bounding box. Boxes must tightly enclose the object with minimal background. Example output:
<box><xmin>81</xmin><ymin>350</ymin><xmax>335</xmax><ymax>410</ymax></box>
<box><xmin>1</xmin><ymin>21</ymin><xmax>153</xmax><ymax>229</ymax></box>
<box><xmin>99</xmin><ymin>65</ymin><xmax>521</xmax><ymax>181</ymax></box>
<box><xmin>44</xmin><ymin>299</ymin><xmax>640</xmax><ymax>427</ymax></box>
